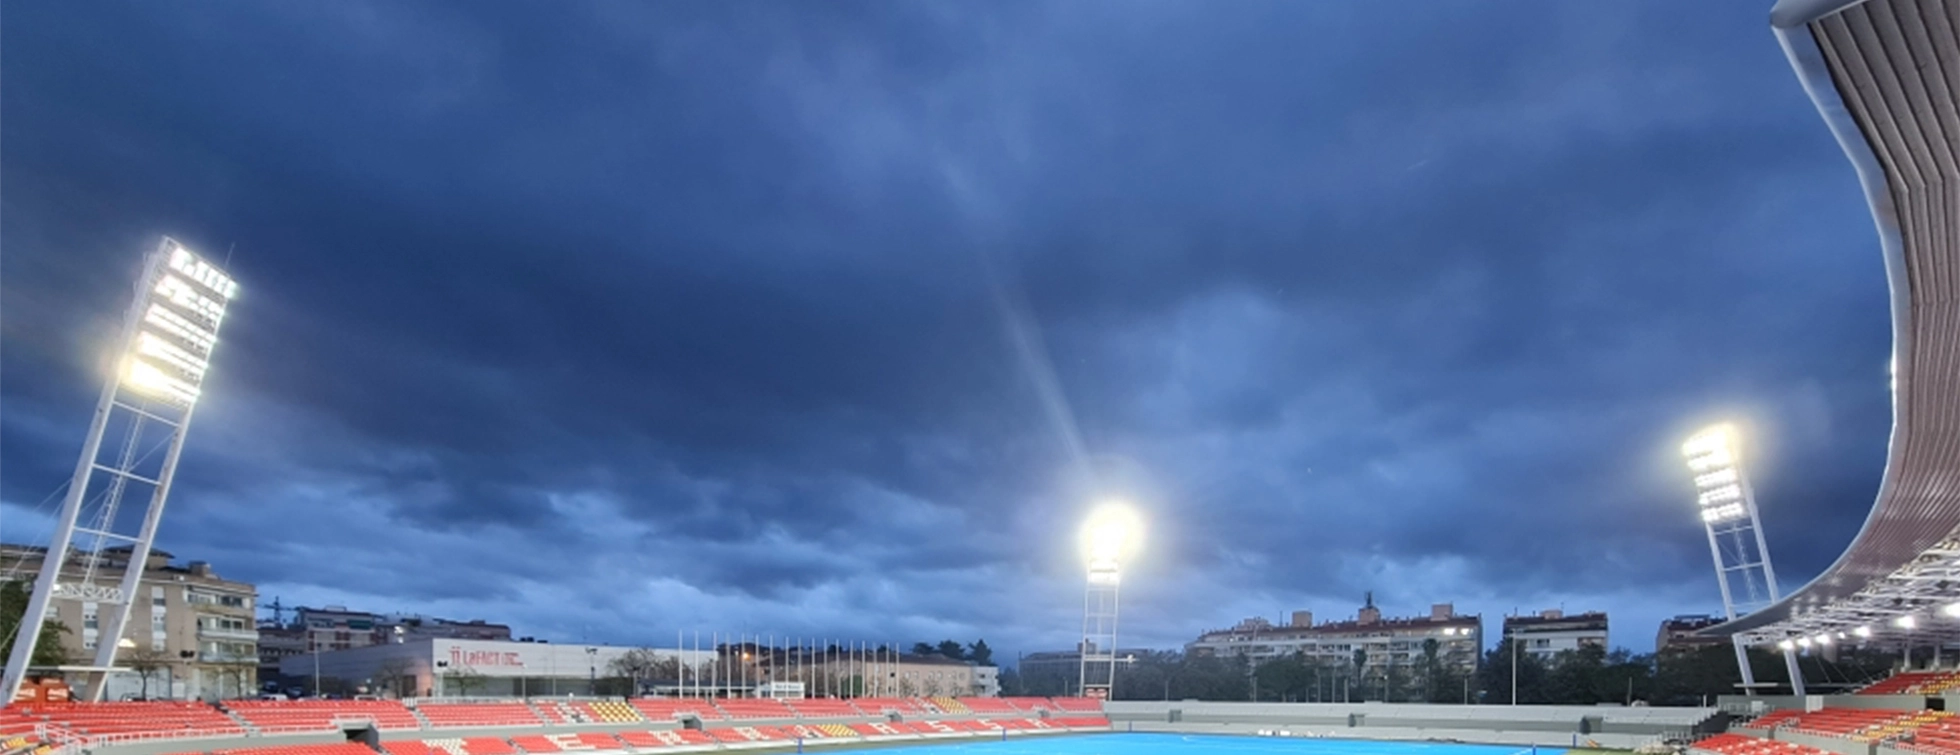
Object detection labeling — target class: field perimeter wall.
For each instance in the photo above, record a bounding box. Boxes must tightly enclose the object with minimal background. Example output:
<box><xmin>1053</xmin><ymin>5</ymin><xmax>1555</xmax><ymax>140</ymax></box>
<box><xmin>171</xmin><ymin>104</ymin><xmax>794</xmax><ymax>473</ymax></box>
<box><xmin>1105</xmin><ymin>701</ymin><xmax>1721</xmax><ymax>749</ymax></box>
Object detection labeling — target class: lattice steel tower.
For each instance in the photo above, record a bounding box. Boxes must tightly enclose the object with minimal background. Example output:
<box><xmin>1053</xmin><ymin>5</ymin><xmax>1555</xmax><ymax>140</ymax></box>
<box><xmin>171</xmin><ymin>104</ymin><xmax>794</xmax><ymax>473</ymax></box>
<box><xmin>1079</xmin><ymin>556</ymin><xmax>1121</xmax><ymax>698</ymax></box>
<box><xmin>1</xmin><ymin>238</ymin><xmax>239</xmax><ymax>701</ymax></box>
<box><xmin>1682</xmin><ymin>423</ymin><xmax>1805</xmax><ymax>696</ymax></box>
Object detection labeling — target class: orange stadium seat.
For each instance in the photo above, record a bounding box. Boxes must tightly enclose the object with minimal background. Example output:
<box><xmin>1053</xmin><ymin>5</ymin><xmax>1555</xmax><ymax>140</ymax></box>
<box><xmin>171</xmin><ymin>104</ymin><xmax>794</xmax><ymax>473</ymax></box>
<box><xmin>783</xmin><ymin>698</ymin><xmax>861</xmax><ymax>717</ymax></box>
<box><xmin>956</xmin><ymin>698</ymin><xmax>1017</xmax><ymax>714</ymax></box>
<box><xmin>1694</xmin><ymin>733</ymin><xmax>1831</xmax><ymax>755</ymax></box>
<box><xmin>1863</xmin><ymin>671</ymin><xmax>1960</xmax><ymax>696</ymax></box>
<box><xmin>713</xmin><ymin>699</ymin><xmax>792</xmax><ymax>719</ymax></box>
<box><xmin>1050</xmin><ymin>697</ymin><xmax>1104</xmax><ymax>713</ymax></box>
<box><xmin>506</xmin><ymin>735</ymin><xmax>560</xmax><ymax>753</ymax></box>
<box><xmin>458</xmin><ymin>738</ymin><xmax>517</xmax><ymax>755</ymax></box>
<box><xmin>611</xmin><ymin>731</ymin><xmax>665</xmax><ymax>749</ymax></box>
<box><xmin>212</xmin><ymin>743</ymin><xmax>379</xmax><ymax>755</ymax></box>
<box><xmin>627</xmin><ymin>699</ymin><xmax>722</xmax><ymax>722</ymax></box>
<box><xmin>850</xmin><ymin>697</ymin><xmax>926</xmax><ymax>715</ymax></box>
<box><xmin>13</xmin><ymin>701</ymin><xmax>245</xmax><ymax>741</ymax></box>
<box><xmin>226</xmin><ymin>700</ymin><xmax>422</xmax><ymax>732</ymax></box>
<box><xmin>416</xmin><ymin>704</ymin><xmax>544</xmax><ymax>729</ymax></box>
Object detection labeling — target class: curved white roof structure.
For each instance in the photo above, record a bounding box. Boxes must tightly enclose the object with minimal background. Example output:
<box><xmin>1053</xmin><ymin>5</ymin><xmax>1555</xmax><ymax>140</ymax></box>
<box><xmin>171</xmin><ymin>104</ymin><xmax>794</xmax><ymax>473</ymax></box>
<box><xmin>1713</xmin><ymin>0</ymin><xmax>1960</xmax><ymax>645</ymax></box>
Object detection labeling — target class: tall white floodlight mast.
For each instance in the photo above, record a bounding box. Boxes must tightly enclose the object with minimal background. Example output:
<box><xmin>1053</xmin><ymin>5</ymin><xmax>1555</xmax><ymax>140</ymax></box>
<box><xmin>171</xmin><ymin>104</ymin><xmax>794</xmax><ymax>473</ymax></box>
<box><xmin>1078</xmin><ymin>504</ymin><xmax>1138</xmax><ymax>700</ymax></box>
<box><xmin>1682</xmin><ymin>424</ymin><xmax>1805</xmax><ymax>696</ymax></box>
<box><xmin>1</xmin><ymin>238</ymin><xmax>239</xmax><ymax>702</ymax></box>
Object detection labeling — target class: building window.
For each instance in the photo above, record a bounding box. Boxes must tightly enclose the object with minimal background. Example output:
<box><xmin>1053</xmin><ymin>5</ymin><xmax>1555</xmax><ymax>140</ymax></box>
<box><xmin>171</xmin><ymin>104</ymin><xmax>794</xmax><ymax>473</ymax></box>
<box><xmin>83</xmin><ymin>637</ymin><xmax>97</xmax><ymax>651</ymax></box>
<box><xmin>152</xmin><ymin>586</ymin><xmax>166</xmax><ymax>606</ymax></box>
<box><xmin>83</xmin><ymin>603</ymin><xmax>99</xmax><ymax>630</ymax></box>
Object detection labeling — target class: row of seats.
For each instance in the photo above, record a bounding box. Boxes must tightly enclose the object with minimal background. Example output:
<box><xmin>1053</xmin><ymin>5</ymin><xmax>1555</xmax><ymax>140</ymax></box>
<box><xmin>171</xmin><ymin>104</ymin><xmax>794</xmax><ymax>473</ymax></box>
<box><xmin>1863</xmin><ymin>670</ymin><xmax>1960</xmax><ymax>696</ymax></box>
<box><xmin>1745</xmin><ymin>708</ymin><xmax>1925</xmax><ymax>742</ymax></box>
<box><xmin>6</xmin><ymin>701</ymin><xmax>244</xmax><ymax>739</ymax></box>
<box><xmin>232</xmin><ymin>720</ymin><xmax>1111</xmax><ymax>755</ymax></box>
<box><xmin>1694</xmin><ymin>733</ymin><xmax>1830</xmax><ymax>755</ymax></box>
<box><xmin>4</xmin><ymin>696</ymin><xmax>1106</xmax><ymax>745</ymax></box>
<box><xmin>227</xmin><ymin>701</ymin><xmax>424</xmax><ymax>732</ymax></box>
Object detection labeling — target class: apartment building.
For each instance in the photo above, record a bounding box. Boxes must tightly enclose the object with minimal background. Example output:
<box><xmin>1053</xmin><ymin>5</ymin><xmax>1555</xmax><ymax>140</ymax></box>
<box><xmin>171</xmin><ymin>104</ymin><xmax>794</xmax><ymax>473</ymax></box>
<box><xmin>1503</xmin><ymin>609</ymin><xmax>1609</xmax><ymax>661</ymax></box>
<box><xmin>261</xmin><ymin>605</ymin><xmax>514</xmax><ymax>688</ymax></box>
<box><xmin>1188</xmin><ymin>597</ymin><xmax>1482</xmax><ymax>676</ymax></box>
<box><xmin>1656</xmin><ymin>614</ymin><xmax>1728</xmax><ymax>655</ymax></box>
<box><xmin>291</xmin><ymin>606</ymin><xmax>513</xmax><ymax>652</ymax></box>
<box><xmin>0</xmin><ymin>543</ymin><xmax>257</xmax><ymax>701</ymax></box>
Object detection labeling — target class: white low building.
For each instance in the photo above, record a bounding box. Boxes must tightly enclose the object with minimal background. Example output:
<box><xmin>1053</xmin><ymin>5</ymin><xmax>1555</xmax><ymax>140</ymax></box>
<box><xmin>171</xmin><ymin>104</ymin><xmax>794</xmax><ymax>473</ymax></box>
<box><xmin>281</xmin><ymin>638</ymin><xmax>713</xmax><ymax>698</ymax></box>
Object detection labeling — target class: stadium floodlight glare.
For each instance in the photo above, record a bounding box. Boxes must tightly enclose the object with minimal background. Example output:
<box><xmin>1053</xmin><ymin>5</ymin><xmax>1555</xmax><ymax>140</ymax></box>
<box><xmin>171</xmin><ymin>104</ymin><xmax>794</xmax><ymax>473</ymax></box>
<box><xmin>1943</xmin><ymin>602</ymin><xmax>1960</xmax><ymax>618</ymax></box>
<box><xmin>1896</xmin><ymin>615</ymin><xmax>1918</xmax><ymax>629</ymax></box>
<box><xmin>0</xmin><ymin>237</ymin><xmax>240</xmax><ymax>703</ymax></box>
<box><xmin>1814</xmin><ymin>634</ymin><xmax>1832</xmax><ymax>646</ymax></box>
<box><xmin>1778</xmin><ymin>640</ymin><xmax>1796</xmax><ymax>651</ymax></box>
<box><xmin>1078</xmin><ymin>501</ymin><xmax>1143</xmax><ymax>701</ymax></box>
<box><xmin>1796</xmin><ymin>637</ymin><xmax>1812</xmax><ymax>648</ymax></box>
<box><xmin>1854</xmin><ymin>626</ymin><xmax>1873</xmax><ymax>638</ymax></box>
<box><xmin>1682</xmin><ymin>422</ymin><xmax>1803</xmax><ymax>695</ymax></box>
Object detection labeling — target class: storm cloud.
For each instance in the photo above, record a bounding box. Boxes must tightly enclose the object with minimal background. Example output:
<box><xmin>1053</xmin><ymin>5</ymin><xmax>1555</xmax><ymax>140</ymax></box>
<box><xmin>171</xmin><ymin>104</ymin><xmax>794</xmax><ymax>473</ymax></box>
<box><xmin>0</xmin><ymin>0</ymin><xmax>1893</xmax><ymax>656</ymax></box>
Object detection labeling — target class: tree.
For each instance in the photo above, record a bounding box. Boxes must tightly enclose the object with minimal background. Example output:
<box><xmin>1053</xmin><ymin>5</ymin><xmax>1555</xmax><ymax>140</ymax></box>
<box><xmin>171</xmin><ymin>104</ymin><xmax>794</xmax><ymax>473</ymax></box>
<box><xmin>1420</xmin><ymin>638</ymin><xmax>1442</xmax><ymax>702</ymax></box>
<box><xmin>935</xmin><ymin>640</ymin><xmax>965</xmax><ymax>660</ymax></box>
<box><xmin>606</xmin><ymin>648</ymin><xmax>665</xmax><ymax>697</ymax></box>
<box><xmin>966</xmin><ymin>640</ymin><xmax>993</xmax><ymax>666</ymax></box>
<box><xmin>124</xmin><ymin>645</ymin><xmax>171</xmax><ymax>699</ymax></box>
<box><xmin>444</xmin><ymin>667</ymin><xmax>486</xmax><ymax>697</ymax></box>
<box><xmin>0</xmin><ymin>581</ymin><xmax>76</xmax><ymax>669</ymax></box>
<box><xmin>911</xmin><ymin>643</ymin><xmax>935</xmax><ymax>656</ymax></box>
<box><xmin>374</xmin><ymin>657</ymin><xmax>418</xmax><ymax>699</ymax></box>
<box><xmin>997</xmin><ymin>667</ymin><xmax>1023</xmax><ymax>696</ymax></box>
<box><xmin>214</xmin><ymin>659</ymin><xmax>256</xmax><ymax>700</ymax></box>
<box><xmin>1350</xmin><ymin>649</ymin><xmax>1368</xmax><ymax>700</ymax></box>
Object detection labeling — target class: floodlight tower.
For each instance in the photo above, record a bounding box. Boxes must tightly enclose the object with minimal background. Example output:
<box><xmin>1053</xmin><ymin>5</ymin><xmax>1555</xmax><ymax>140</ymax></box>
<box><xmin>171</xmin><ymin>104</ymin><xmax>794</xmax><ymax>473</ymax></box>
<box><xmin>1079</xmin><ymin>504</ymin><xmax>1138</xmax><ymax>700</ymax></box>
<box><xmin>2</xmin><ymin>238</ymin><xmax>239</xmax><ymax>702</ymax></box>
<box><xmin>1681</xmin><ymin>424</ymin><xmax>1804</xmax><ymax>696</ymax></box>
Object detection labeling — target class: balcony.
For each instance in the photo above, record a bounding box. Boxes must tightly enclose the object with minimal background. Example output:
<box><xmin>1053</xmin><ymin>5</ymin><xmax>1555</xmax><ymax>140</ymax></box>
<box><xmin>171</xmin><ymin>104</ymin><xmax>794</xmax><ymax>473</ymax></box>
<box><xmin>199</xmin><ymin>652</ymin><xmax>257</xmax><ymax>664</ymax></box>
<box><xmin>198</xmin><ymin>626</ymin><xmax>260</xmax><ymax>642</ymax></box>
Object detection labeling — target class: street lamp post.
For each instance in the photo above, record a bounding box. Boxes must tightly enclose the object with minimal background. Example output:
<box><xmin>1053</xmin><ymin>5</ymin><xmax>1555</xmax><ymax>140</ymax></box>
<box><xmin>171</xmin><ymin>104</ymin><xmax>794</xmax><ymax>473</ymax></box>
<box><xmin>588</xmin><ymin>647</ymin><xmax>598</xmax><ymax>696</ymax></box>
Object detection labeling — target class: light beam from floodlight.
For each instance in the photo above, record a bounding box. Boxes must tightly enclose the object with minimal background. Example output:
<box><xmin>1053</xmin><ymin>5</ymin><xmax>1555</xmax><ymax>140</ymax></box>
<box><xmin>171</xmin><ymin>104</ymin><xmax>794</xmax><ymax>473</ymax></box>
<box><xmin>0</xmin><ymin>238</ymin><xmax>239</xmax><ymax>703</ymax></box>
<box><xmin>1078</xmin><ymin>502</ymin><xmax>1141</xmax><ymax>701</ymax></box>
<box><xmin>1681</xmin><ymin>423</ymin><xmax>1805</xmax><ymax>696</ymax></box>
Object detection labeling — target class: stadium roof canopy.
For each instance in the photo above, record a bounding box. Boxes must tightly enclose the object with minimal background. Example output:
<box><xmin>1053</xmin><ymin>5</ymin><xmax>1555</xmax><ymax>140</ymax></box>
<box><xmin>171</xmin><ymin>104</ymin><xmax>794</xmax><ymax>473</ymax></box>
<box><xmin>1708</xmin><ymin>0</ymin><xmax>1960</xmax><ymax>647</ymax></box>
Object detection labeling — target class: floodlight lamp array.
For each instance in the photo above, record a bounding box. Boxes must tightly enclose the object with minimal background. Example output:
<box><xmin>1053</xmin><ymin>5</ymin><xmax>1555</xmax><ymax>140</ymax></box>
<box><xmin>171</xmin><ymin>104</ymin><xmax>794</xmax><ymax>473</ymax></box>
<box><xmin>1683</xmin><ymin>425</ymin><xmax>1750</xmax><ymax>523</ymax></box>
<box><xmin>120</xmin><ymin>241</ymin><xmax>236</xmax><ymax>407</ymax></box>
<box><xmin>1087</xmin><ymin>560</ymin><xmax>1120</xmax><ymax>585</ymax></box>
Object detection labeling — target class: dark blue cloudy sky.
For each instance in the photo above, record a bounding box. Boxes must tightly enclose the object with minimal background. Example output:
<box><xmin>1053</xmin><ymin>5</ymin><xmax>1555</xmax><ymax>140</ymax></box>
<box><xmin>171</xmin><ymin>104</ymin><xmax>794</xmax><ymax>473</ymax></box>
<box><xmin>1</xmin><ymin>1</ymin><xmax>1894</xmax><ymax>658</ymax></box>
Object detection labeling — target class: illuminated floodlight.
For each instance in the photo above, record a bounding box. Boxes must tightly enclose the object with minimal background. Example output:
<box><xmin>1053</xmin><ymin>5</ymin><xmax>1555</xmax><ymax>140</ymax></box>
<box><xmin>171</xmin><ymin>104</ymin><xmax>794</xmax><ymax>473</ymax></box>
<box><xmin>1814</xmin><ymin>634</ymin><xmax>1832</xmax><ymax>646</ymax></box>
<box><xmin>1079</xmin><ymin>500</ymin><xmax>1142</xmax><ymax>700</ymax></box>
<box><xmin>1854</xmin><ymin>626</ymin><xmax>1873</xmax><ymax>638</ymax></box>
<box><xmin>1943</xmin><ymin>602</ymin><xmax>1960</xmax><ymax>618</ymax></box>
<box><xmin>1079</xmin><ymin>502</ymin><xmax>1143</xmax><ymax>572</ymax></box>
<box><xmin>119</xmin><ymin>244</ymin><xmax>237</xmax><ymax>408</ymax></box>
<box><xmin>1682</xmin><ymin>421</ymin><xmax>1801</xmax><ymax>694</ymax></box>
<box><xmin>1</xmin><ymin>236</ymin><xmax>242</xmax><ymax>704</ymax></box>
<box><xmin>1896</xmin><ymin>615</ymin><xmax>1918</xmax><ymax>629</ymax></box>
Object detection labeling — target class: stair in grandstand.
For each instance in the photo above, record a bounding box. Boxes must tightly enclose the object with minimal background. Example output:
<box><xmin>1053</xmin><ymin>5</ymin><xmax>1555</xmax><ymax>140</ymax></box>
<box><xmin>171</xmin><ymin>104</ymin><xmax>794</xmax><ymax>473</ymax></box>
<box><xmin>926</xmin><ymin>697</ymin><xmax>968</xmax><ymax>714</ymax></box>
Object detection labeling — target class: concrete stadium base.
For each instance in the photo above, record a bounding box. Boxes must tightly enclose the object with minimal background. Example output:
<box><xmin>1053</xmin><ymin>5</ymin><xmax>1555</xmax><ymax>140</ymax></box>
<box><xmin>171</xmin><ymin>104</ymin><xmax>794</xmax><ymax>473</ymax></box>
<box><xmin>1106</xmin><ymin>701</ymin><xmax>1721</xmax><ymax>750</ymax></box>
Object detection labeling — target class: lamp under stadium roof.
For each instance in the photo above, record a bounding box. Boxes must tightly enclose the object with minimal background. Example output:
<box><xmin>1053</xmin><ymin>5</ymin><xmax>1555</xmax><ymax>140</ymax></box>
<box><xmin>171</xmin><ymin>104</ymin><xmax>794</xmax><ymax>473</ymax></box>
<box><xmin>0</xmin><ymin>237</ymin><xmax>240</xmax><ymax>702</ymax></box>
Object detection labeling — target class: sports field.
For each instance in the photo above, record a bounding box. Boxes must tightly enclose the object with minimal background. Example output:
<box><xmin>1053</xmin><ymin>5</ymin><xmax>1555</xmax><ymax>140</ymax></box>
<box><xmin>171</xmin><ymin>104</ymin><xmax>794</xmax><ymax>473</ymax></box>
<box><xmin>848</xmin><ymin>734</ymin><xmax>1570</xmax><ymax>755</ymax></box>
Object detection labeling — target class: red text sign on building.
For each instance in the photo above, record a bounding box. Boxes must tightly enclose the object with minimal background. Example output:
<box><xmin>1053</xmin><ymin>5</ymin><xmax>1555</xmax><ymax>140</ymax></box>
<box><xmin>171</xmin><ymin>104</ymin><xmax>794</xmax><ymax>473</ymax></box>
<box><xmin>449</xmin><ymin>647</ymin><xmax>525</xmax><ymax>667</ymax></box>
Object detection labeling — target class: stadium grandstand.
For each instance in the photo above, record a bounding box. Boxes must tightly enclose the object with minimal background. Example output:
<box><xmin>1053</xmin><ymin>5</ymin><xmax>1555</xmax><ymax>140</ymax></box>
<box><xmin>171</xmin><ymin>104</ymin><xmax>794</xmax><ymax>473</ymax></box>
<box><xmin>0</xmin><ymin>696</ymin><xmax>1112</xmax><ymax>755</ymax></box>
<box><xmin>1700</xmin><ymin>0</ymin><xmax>1960</xmax><ymax>656</ymax></box>
<box><xmin>1683</xmin><ymin>3</ymin><xmax>1960</xmax><ymax>755</ymax></box>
